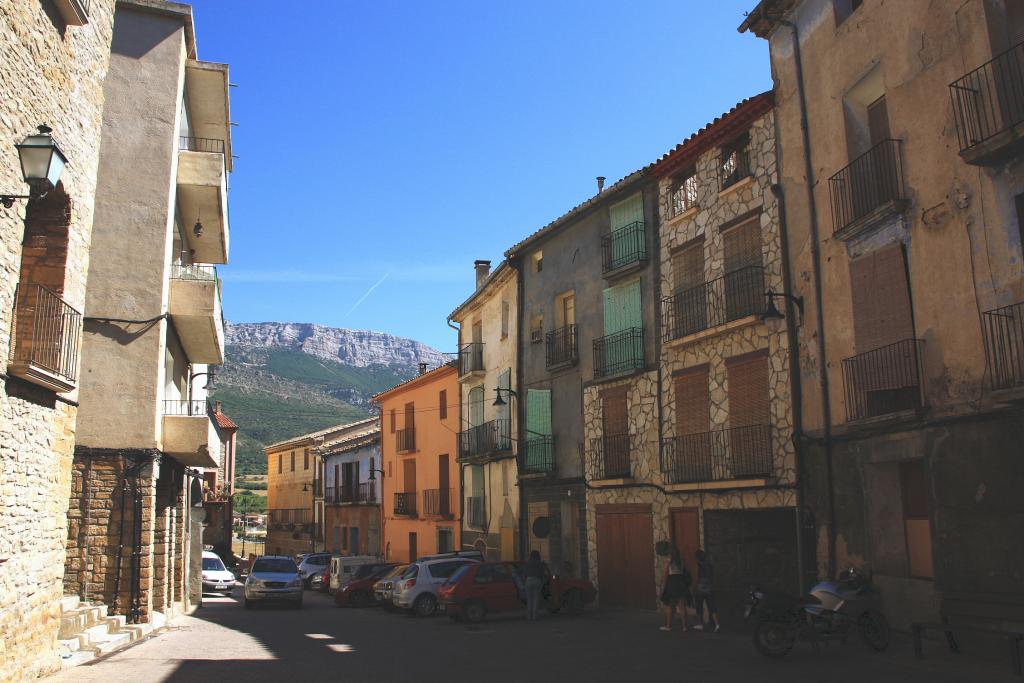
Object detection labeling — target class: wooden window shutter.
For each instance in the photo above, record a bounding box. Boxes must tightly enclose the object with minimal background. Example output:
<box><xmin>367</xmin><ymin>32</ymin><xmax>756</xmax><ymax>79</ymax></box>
<box><xmin>405</xmin><ymin>402</ymin><xmax>415</xmax><ymax>428</ymax></box>
<box><xmin>439</xmin><ymin>390</ymin><xmax>447</xmax><ymax>420</ymax></box>
<box><xmin>389</xmin><ymin>408</ymin><xmax>396</xmax><ymax>433</ymax></box>
<box><xmin>726</xmin><ymin>353</ymin><xmax>770</xmax><ymax>427</ymax></box>
<box><xmin>672</xmin><ymin>242</ymin><xmax>705</xmax><ymax>293</ymax></box>
<box><xmin>723</xmin><ymin>218</ymin><xmax>762</xmax><ymax>273</ymax></box>
<box><xmin>674</xmin><ymin>368</ymin><xmax>710</xmax><ymax>435</ymax></box>
<box><xmin>849</xmin><ymin>243</ymin><xmax>914</xmax><ymax>354</ymax></box>
<box><xmin>601</xmin><ymin>388</ymin><xmax>628</xmax><ymax>437</ymax></box>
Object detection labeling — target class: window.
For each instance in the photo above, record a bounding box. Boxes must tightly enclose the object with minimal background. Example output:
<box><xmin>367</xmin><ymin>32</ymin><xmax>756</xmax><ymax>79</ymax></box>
<box><xmin>439</xmin><ymin>389</ymin><xmax>447</xmax><ymax>420</ymax></box>
<box><xmin>501</xmin><ymin>300</ymin><xmax>510</xmax><ymax>338</ymax></box>
<box><xmin>726</xmin><ymin>352</ymin><xmax>770</xmax><ymax>428</ymax></box>
<box><xmin>304</xmin><ymin>448</ymin><xmax>310</xmax><ymax>470</ymax></box>
<box><xmin>532</xmin><ymin>251</ymin><xmax>543</xmax><ymax>272</ymax></box>
<box><xmin>674</xmin><ymin>366</ymin><xmax>710</xmax><ymax>436</ymax></box>
<box><xmin>531</xmin><ymin>314</ymin><xmax>544</xmax><ymax>343</ymax></box>
<box><xmin>722</xmin><ymin>217</ymin><xmax>764</xmax><ymax>320</ymax></box>
<box><xmin>901</xmin><ymin>460</ymin><xmax>933</xmax><ymax>579</ymax></box>
<box><xmin>556</xmin><ymin>291</ymin><xmax>575</xmax><ymax>328</ymax></box>
<box><xmin>720</xmin><ymin>132</ymin><xmax>750</xmax><ymax>190</ymax></box>
<box><xmin>468</xmin><ymin>386</ymin><xmax>484</xmax><ymax>427</ymax></box>
<box><xmin>389</xmin><ymin>409</ymin><xmax>396</xmax><ymax>433</ymax></box>
<box><xmin>502</xmin><ymin>461</ymin><xmax>509</xmax><ymax>496</ymax></box>
<box><xmin>849</xmin><ymin>243</ymin><xmax>914</xmax><ymax>354</ymax></box>
<box><xmin>278</xmin><ymin>453</ymin><xmax>282</xmax><ymax>474</ymax></box>
<box><xmin>671</xmin><ymin>169</ymin><xmax>699</xmax><ymax>216</ymax></box>
<box><xmin>341</xmin><ymin>526</ymin><xmax>348</xmax><ymax>550</ymax></box>
<box><xmin>437</xmin><ymin>528</ymin><xmax>454</xmax><ymax>554</ymax></box>
<box><xmin>834</xmin><ymin>0</ymin><xmax>863</xmax><ymax>26</ymax></box>
<box><xmin>290</xmin><ymin>451</ymin><xmax>295</xmax><ymax>472</ymax></box>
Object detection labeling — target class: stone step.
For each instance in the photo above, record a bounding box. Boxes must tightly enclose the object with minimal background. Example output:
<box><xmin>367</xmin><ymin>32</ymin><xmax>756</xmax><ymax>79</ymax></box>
<box><xmin>91</xmin><ymin>630</ymin><xmax>132</xmax><ymax>655</ymax></box>
<box><xmin>58</xmin><ymin>637</ymin><xmax>82</xmax><ymax>654</ymax></box>
<box><xmin>58</xmin><ymin>605</ymin><xmax>107</xmax><ymax>639</ymax></box>
<box><xmin>60</xmin><ymin>595</ymin><xmax>80</xmax><ymax>613</ymax></box>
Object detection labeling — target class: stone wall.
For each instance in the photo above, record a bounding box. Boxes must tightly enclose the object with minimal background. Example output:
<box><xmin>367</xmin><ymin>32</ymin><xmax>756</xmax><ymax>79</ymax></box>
<box><xmin>0</xmin><ymin>3</ymin><xmax>115</xmax><ymax>680</ymax></box>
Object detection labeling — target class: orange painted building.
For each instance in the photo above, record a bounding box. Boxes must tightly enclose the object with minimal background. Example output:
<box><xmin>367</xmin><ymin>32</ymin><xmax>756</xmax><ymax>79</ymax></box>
<box><xmin>374</xmin><ymin>363</ymin><xmax>461</xmax><ymax>562</ymax></box>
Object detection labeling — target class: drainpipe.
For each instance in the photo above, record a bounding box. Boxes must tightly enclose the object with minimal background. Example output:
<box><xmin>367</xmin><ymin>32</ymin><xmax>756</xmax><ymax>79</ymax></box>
<box><xmin>512</xmin><ymin>256</ymin><xmax>527</xmax><ymax>561</ymax></box>
<box><xmin>447</xmin><ymin>316</ymin><xmax>464</xmax><ymax>546</ymax></box>
<box><xmin>780</xmin><ymin>18</ymin><xmax>836</xmax><ymax>579</ymax></box>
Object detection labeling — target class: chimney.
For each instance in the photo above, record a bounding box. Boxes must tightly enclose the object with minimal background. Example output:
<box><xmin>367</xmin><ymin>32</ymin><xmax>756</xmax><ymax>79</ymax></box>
<box><xmin>213</xmin><ymin>400</ymin><xmax>222</xmax><ymax>413</ymax></box>
<box><xmin>596</xmin><ymin>176</ymin><xmax>606</xmax><ymax>193</ymax></box>
<box><xmin>474</xmin><ymin>259</ymin><xmax>491</xmax><ymax>289</ymax></box>
<box><xmin>419</xmin><ymin>362</ymin><xmax>429</xmax><ymax>375</ymax></box>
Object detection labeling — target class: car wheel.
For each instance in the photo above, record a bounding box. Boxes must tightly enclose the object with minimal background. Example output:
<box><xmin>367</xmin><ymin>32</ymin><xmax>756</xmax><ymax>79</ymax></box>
<box><xmin>350</xmin><ymin>591</ymin><xmax>369</xmax><ymax>609</ymax></box>
<box><xmin>463</xmin><ymin>600</ymin><xmax>486</xmax><ymax>624</ymax></box>
<box><xmin>564</xmin><ymin>589</ymin><xmax>585</xmax><ymax>616</ymax></box>
<box><xmin>414</xmin><ymin>594</ymin><xmax>438</xmax><ymax>617</ymax></box>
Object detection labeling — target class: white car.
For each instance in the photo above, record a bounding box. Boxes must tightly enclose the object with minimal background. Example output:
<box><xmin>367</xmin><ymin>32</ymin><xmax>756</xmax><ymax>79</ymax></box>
<box><xmin>296</xmin><ymin>552</ymin><xmax>333</xmax><ymax>588</ymax></box>
<box><xmin>201</xmin><ymin>551</ymin><xmax>236</xmax><ymax>595</ymax></box>
<box><xmin>392</xmin><ymin>557</ymin><xmax>478</xmax><ymax>617</ymax></box>
<box><xmin>244</xmin><ymin>556</ymin><xmax>304</xmax><ymax>609</ymax></box>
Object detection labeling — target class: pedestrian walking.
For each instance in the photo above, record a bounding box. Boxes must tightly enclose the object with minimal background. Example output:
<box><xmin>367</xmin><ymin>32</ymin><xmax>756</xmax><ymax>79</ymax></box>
<box><xmin>524</xmin><ymin>549</ymin><xmax>546</xmax><ymax>621</ymax></box>
<box><xmin>659</xmin><ymin>546</ymin><xmax>692</xmax><ymax>632</ymax></box>
<box><xmin>692</xmin><ymin>549</ymin><xmax>720</xmax><ymax>632</ymax></box>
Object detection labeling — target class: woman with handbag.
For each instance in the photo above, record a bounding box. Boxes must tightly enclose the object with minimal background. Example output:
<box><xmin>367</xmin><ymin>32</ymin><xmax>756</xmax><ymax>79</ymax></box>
<box><xmin>659</xmin><ymin>546</ymin><xmax>692</xmax><ymax>631</ymax></box>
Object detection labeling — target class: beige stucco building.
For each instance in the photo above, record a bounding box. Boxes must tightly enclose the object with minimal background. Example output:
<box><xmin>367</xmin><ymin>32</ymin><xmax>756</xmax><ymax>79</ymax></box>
<box><xmin>65</xmin><ymin>0</ymin><xmax>233</xmax><ymax>629</ymax></box>
<box><xmin>0</xmin><ymin>2</ymin><xmax>115</xmax><ymax>679</ymax></box>
<box><xmin>742</xmin><ymin>0</ymin><xmax>1024</xmax><ymax>629</ymax></box>
<box><xmin>449</xmin><ymin>260</ymin><xmax>520</xmax><ymax>560</ymax></box>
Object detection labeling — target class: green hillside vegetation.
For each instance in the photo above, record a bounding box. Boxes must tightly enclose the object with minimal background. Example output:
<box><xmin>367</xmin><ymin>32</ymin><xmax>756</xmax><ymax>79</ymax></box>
<box><xmin>263</xmin><ymin>349</ymin><xmax>410</xmax><ymax>394</ymax></box>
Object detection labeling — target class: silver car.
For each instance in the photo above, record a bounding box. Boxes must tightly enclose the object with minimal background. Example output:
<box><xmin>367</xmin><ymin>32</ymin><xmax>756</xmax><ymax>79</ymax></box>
<box><xmin>244</xmin><ymin>556</ymin><xmax>304</xmax><ymax>609</ymax></box>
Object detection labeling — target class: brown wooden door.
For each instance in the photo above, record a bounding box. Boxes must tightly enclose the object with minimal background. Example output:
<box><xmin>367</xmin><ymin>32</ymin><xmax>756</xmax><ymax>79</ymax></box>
<box><xmin>408</xmin><ymin>532</ymin><xmax>417</xmax><ymax>562</ymax></box>
<box><xmin>595</xmin><ymin>505</ymin><xmax>655</xmax><ymax>609</ymax></box>
<box><xmin>868</xmin><ymin>95</ymin><xmax>891</xmax><ymax>147</ymax></box>
<box><xmin>403</xmin><ymin>459</ymin><xmax>416</xmax><ymax>494</ymax></box>
<box><xmin>404</xmin><ymin>402</ymin><xmax>415</xmax><ymax>429</ymax></box>
<box><xmin>671</xmin><ymin>508</ymin><xmax>700</xmax><ymax>580</ymax></box>
<box><xmin>438</xmin><ymin>454</ymin><xmax>449</xmax><ymax>514</ymax></box>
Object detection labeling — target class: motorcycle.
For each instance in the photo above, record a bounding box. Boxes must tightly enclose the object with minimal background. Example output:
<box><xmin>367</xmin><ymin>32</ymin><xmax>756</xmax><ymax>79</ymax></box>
<box><xmin>744</xmin><ymin>566</ymin><xmax>890</xmax><ymax>658</ymax></box>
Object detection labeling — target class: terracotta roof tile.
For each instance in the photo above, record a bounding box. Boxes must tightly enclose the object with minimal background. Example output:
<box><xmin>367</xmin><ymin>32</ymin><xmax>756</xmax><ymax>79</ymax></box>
<box><xmin>212</xmin><ymin>411</ymin><xmax>238</xmax><ymax>430</ymax></box>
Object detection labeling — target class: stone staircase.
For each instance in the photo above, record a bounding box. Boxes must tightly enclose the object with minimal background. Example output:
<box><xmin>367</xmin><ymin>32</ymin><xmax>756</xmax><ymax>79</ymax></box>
<box><xmin>57</xmin><ymin>596</ymin><xmax>163</xmax><ymax>669</ymax></box>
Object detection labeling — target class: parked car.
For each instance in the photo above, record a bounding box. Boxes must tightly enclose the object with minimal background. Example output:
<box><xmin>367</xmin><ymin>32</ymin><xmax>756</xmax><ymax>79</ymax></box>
<box><xmin>244</xmin><ymin>556</ymin><xmax>304</xmax><ymax>609</ymax></box>
<box><xmin>297</xmin><ymin>552</ymin><xmax>332</xmax><ymax>588</ymax></box>
<box><xmin>392</xmin><ymin>557</ymin><xmax>479</xmax><ymax>617</ymax></box>
<box><xmin>201</xmin><ymin>551</ymin><xmax>236</xmax><ymax>595</ymax></box>
<box><xmin>373</xmin><ymin>564</ymin><xmax>410</xmax><ymax>610</ymax></box>
<box><xmin>335</xmin><ymin>563</ymin><xmax>397</xmax><ymax>607</ymax></box>
<box><xmin>328</xmin><ymin>555</ymin><xmax>380</xmax><ymax>594</ymax></box>
<box><xmin>309</xmin><ymin>567</ymin><xmax>329</xmax><ymax>592</ymax></box>
<box><xmin>438</xmin><ymin>561</ymin><xmax>596</xmax><ymax>622</ymax></box>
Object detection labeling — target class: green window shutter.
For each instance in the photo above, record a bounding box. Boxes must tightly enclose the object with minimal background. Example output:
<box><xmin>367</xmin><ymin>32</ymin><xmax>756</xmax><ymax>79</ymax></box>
<box><xmin>468</xmin><ymin>386</ymin><xmax>484</xmax><ymax>427</ymax></box>
<box><xmin>608</xmin><ymin>193</ymin><xmax>645</xmax><ymax>270</ymax></box>
<box><xmin>603</xmin><ymin>280</ymin><xmax>642</xmax><ymax>335</ymax></box>
<box><xmin>497</xmin><ymin>368</ymin><xmax>511</xmax><ymax>421</ymax></box>
<box><xmin>610</xmin><ymin>192</ymin><xmax>643</xmax><ymax>231</ymax></box>
<box><xmin>526</xmin><ymin>388</ymin><xmax>551</xmax><ymax>437</ymax></box>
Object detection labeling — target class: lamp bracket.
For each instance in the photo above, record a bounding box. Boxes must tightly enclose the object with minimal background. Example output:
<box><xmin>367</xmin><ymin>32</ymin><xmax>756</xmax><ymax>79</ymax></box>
<box><xmin>0</xmin><ymin>194</ymin><xmax>30</xmax><ymax>209</ymax></box>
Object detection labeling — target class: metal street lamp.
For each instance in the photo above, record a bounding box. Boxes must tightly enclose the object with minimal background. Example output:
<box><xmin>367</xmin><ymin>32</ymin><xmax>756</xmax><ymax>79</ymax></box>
<box><xmin>762</xmin><ymin>290</ymin><xmax>804</xmax><ymax>323</ymax></box>
<box><xmin>2</xmin><ymin>125</ymin><xmax>68</xmax><ymax>208</ymax></box>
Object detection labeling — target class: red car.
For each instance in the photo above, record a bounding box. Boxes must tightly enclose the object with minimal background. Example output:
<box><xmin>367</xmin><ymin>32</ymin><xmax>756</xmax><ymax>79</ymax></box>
<box><xmin>438</xmin><ymin>561</ymin><xmax>596</xmax><ymax>623</ymax></box>
<box><xmin>334</xmin><ymin>563</ymin><xmax>397</xmax><ymax>608</ymax></box>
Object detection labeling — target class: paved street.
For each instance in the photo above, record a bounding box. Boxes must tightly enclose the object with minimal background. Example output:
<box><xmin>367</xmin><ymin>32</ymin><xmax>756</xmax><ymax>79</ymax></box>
<box><xmin>50</xmin><ymin>590</ymin><xmax>1016</xmax><ymax>683</ymax></box>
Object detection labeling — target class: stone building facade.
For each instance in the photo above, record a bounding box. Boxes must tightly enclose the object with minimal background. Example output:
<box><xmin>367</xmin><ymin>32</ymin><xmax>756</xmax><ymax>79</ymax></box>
<box><xmin>0</xmin><ymin>2</ymin><xmax>115</xmax><ymax>679</ymax></box>
<box><xmin>742</xmin><ymin>0</ymin><xmax>1024</xmax><ymax>630</ymax></box>
<box><xmin>449</xmin><ymin>260</ymin><xmax>520</xmax><ymax>561</ymax></box>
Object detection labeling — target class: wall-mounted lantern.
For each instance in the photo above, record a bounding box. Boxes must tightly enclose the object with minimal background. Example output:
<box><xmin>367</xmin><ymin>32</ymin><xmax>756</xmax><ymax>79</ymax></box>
<box><xmin>1</xmin><ymin>125</ymin><xmax>68</xmax><ymax>208</ymax></box>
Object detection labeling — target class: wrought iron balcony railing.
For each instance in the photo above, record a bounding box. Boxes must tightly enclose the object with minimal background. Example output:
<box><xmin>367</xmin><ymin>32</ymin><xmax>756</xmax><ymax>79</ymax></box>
<box><xmin>545</xmin><ymin>324</ymin><xmax>578</xmax><ymax>368</ymax></box>
<box><xmin>601</xmin><ymin>221</ymin><xmax>647</xmax><ymax>273</ymax></box>
<box><xmin>269</xmin><ymin>508</ymin><xmax>310</xmax><ymax>526</ymax></box>
<box><xmin>171</xmin><ymin>263</ymin><xmax>218</xmax><ymax>281</ymax></box>
<box><xmin>327</xmin><ymin>482</ymin><xmax>377</xmax><ymax>504</ymax></box>
<box><xmin>458</xmin><ymin>419</ymin><xmax>512</xmax><ymax>460</ymax></box>
<box><xmin>593</xmin><ymin>327</ymin><xmax>644</xmax><ymax>379</ymax></box>
<box><xmin>950</xmin><ymin>40</ymin><xmax>1024</xmax><ymax>158</ymax></box>
<box><xmin>466</xmin><ymin>496</ymin><xmax>486</xmax><ymax>529</ymax></box>
<box><xmin>660</xmin><ymin>424</ymin><xmax>772</xmax><ymax>484</ymax></box>
<box><xmin>521</xmin><ymin>435</ymin><xmax>554</xmax><ymax>474</ymax></box>
<box><xmin>394</xmin><ymin>492</ymin><xmax>417</xmax><ymax>517</ymax></box>
<box><xmin>396</xmin><ymin>427</ymin><xmax>416</xmax><ymax>453</ymax></box>
<box><xmin>162</xmin><ymin>399</ymin><xmax>209</xmax><ymax>416</ymax></box>
<box><xmin>828</xmin><ymin>139</ymin><xmax>905</xmax><ymax>236</ymax></box>
<box><xmin>841</xmin><ymin>338</ymin><xmax>925</xmax><ymax>421</ymax></box>
<box><xmin>720</xmin><ymin>146</ymin><xmax>751</xmax><ymax>191</ymax></box>
<box><xmin>458</xmin><ymin>342</ymin><xmax>485</xmax><ymax>376</ymax></box>
<box><xmin>982</xmin><ymin>300</ymin><xmax>1024</xmax><ymax>391</ymax></box>
<box><xmin>663</xmin><ymin>266</ymin><xmax>765</xmax><ymax>341</ymax></box>
<box><xmin>179</xmin><ymin>136</ymin><xmax>226</xmax><ymax>155</ymax></box>
<box><xmin>588</xmin><ymin>433</ymin><xmax>633</xmax><ymax>480</ymax></box>
<box><xmin>423</xmin><ymin>488</ymin><xmax>453</xmax><ymax>518</ymax></box>
<box><xmin>9</xmin><ymin>283</ymin><xmax>82</xmax><ymax>388</ymax></box>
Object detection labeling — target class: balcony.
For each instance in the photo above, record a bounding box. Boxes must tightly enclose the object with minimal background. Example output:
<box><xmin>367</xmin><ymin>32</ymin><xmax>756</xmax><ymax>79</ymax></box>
<box><xmin>396</xmin><ymin>427</ymin><xmax>416</xmax><ymax>453</ymax></box>
<box><xmin>601</xmin><ymin>221</ymin><xmax>647</xmax><ymax>276</ymax></box>
<box><xmin>982</xmin><ymin>301</ymin><xmax>1024</xmax><ymax>392</ymax></box>
<box><xmin>593</xmin><ymin>327</ymin><xmax>644</xmax><ymax>379</ymax></box>
<box><xmin>521</xmin><ymin>435</ymin><xmax>554</xmax><ymax>475</ymax></box>
<box><xmin>950</xmin><ymin>41</ymin><xmax>1024</xmax><ymax>165</ymax></box>
<box><xmin>8</xmin><ymin>284</ymin><xmax>81</xmax><ymax>393</ymax></box>
<box><xmin>52</xmin><ymin>0</ymin><xmax>90</xmax><ymax>26</ymax></box>
<box><xmin>269</xmin><ymin>508</ymin><xmax>311</xmax><ymax>532</ymax></box>
<box><xmin>545</xmin><ymin>325</ymin><xmax>578</xmax><ymax>369</ymax></box>
<box><xmin>161</xmin><ymin>399</ymin><xmax>219</xmax><ymax>468</ymax></box>
<box><xmin>720</xmin><ymin>146</ymin><xmax>752</xmax><ymax>192</ymax></box>
<box><xmin>466</xmin><ymin>496</ymin><xmax>486</xmax><ymax>529</ymax></box>
<box><xmin>661</xmin><ymin>424</ymin><xmax>772</xmax><ymax>485</ymax></box>
<box><xmin>177</xmin><ymin>136</ymin><xmax>229</xmax><ymax>264</ymax></box>
<box><xmin>168</xmin><ymin>264</ymin><xmax>224</xmax><ymax>364</ymax></box>
<box><xmin>458</xmin><ymin>419</ymin><xmax>512</xmax><ymax>461</ymax></box>
<box><xmin>325</xmin><ymin>482</ymin><xmax>377</xmax><ymax>505</ymax></box>
<box><xmin>423</xmin><ymin>488</ymin><xmax>454</xmax><ymax>518</ymax></box>
<box><xmin>828</xmin><ymin>139</ymin><xmax>907</xmax><ymax>240</ymax></box>
<box><xmin>394</xmin><ymin>492</ymin><xmax>417</xmax><ymax>517</ymax></box>
<box><xmin>588</xmin><ymin>434</ymin><xmax>633</xmax><ymax>480</ymax></box>
<box><xmin>841</xmin><ymin>339</ymin><xmax>925</xmax><ymax>422</ymax></box>
<box><xmin>457</xmin><ymin>342</ymin><xmax>485</xmax><ymax>380</ymax></box>
<box><xmin>663</xmin><ymin>266</ymin><xmax>765</xmax><ymax>343</ymax></box>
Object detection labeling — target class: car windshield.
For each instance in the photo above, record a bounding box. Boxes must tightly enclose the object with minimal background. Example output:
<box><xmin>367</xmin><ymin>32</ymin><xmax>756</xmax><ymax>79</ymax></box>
<box><xmin>354</xmin><ymin>564</ymin><xmax>380</xmax><ymax>580</ymax></box>
<box><xmin>401</xmin><ymin>565</ymin><xmax>419</xmax><ymax>579</ymax></box>
<box><xmin>444</xmin><ymin>564</ymin><xmax>472</xmax><ymax>585</ymax></box>
<box><xmin>202</xmin><ymin>557</ymin><xmax>225</xmax><ymax>571</ymax></box>
<box><xmin>252</xmin><ymin>558</ymin><xmax>297</xmax><ymax>574</ymax></box>
<box><xmin>382</xmin><ymin>565</ymin><xmax>408</xmax><ymax>580</ymax></box>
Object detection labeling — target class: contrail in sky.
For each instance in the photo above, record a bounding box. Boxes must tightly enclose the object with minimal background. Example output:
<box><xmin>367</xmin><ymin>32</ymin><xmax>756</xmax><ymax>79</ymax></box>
<box><xmin>345</xmin><ymin>270</ymin><xmax>393</xmax><ymax>317</ymax></box>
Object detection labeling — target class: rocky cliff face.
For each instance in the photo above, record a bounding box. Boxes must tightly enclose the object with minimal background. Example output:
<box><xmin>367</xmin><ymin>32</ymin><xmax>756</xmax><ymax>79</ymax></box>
<box><xmin>225</xmin><ymin>322</ymin><xmax>448</xmax><ymax>369</ymax></box>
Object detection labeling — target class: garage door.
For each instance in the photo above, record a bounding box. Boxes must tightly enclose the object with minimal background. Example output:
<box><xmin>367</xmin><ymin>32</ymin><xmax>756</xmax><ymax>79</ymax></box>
<box><xmin>703</xmin><ymin>508</ymin><xmax>799</xmax><ymax>626</ymax></box>
<box><xmin>595</xmin><ymin>504</ymin><xmax>655</xmax><ymax>609</ymax></box>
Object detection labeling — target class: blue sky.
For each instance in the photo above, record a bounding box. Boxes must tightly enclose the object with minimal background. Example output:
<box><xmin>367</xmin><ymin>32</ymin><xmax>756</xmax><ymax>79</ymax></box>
<box><xmin>191</xmin><ymin>1</ymin><xmax>771</xmax><ymax>351</ymax></box>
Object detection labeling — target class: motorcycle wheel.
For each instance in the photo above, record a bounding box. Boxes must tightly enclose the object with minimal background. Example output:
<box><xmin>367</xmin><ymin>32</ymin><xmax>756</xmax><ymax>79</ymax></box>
<box><xmin>859</xmin><ymin>610</ymin><xmax>890</xmax><ymax>651</ymax></box>
<box><xmin>753</xmin><ymin>620</ymin><xmax>796</xmax><ymax>658</ymax></box>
